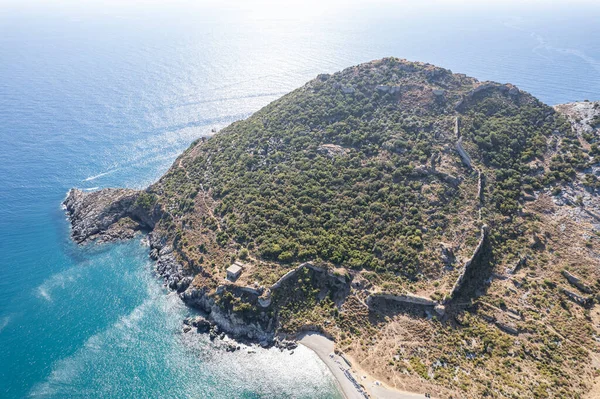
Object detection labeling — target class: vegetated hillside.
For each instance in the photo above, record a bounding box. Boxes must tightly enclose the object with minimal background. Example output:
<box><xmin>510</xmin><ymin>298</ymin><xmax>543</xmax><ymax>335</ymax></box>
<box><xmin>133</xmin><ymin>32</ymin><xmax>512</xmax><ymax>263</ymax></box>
<box><xmin>69</xmin><ymin>58</ymin><xmax>600</xmax><ymax>398</ymax></box>
<box><xmin>151</xmin><ymin>59</ymin><xmax>565</xmax><ymax>286</ymax></box>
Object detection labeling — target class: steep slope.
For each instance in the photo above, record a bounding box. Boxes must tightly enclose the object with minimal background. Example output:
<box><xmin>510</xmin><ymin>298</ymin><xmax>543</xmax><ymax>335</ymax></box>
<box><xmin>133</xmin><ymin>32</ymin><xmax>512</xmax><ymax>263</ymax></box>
<box><xmin>64</xmin><ymin>58</ymin><xmax>600</xmax><ymax>398</ymax></box>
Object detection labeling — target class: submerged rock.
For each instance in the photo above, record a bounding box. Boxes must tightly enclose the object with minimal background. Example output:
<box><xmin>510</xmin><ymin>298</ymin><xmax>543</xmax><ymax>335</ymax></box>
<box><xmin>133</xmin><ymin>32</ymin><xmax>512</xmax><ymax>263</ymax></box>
<box><xmin>183</xmin><ymin>315</ymin><xmax>212</xmax><ymax>333</ymax></box>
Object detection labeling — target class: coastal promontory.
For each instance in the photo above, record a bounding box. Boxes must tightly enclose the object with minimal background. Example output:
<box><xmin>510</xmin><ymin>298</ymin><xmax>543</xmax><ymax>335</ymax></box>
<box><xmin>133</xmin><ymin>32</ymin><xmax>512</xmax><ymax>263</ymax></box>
<box><xmin>65</xmin><ymin>58</ymin><xmax>600</xmax><ymax>398</ymax></box>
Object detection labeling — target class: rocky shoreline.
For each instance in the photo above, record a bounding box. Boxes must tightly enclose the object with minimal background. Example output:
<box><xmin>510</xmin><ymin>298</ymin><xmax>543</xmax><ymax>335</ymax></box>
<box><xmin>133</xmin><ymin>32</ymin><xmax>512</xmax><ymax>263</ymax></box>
<box><xmin>63</xmin><ymin>188</ymin><xmax>306</xmax><ymax>350</ymax></box>
<box><xmin>62</xmin><ymin>185</ymin><xmax>490</xmax><ymax>351</ymax></box>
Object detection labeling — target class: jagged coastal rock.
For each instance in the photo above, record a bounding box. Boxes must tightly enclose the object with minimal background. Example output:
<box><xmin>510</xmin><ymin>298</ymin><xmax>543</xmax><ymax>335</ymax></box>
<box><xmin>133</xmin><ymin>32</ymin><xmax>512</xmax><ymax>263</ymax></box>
<box><xmin>64</xmin><ymin>58</ymin><xmax>600</xmax><ymax>399</ymax></box>
<box><xmin>63</xmin><ymin>188</ymin><xmax>162</xmax><ymax>243</ymax></box>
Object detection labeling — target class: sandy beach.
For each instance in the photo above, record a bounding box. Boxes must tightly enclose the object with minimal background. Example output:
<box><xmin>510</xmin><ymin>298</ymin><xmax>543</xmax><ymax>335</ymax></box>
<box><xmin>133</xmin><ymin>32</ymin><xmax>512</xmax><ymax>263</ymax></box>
<box><xmin>298</xmin><ymin>332</ymin><xmax>431</xmax><ymax>399</ymax></box>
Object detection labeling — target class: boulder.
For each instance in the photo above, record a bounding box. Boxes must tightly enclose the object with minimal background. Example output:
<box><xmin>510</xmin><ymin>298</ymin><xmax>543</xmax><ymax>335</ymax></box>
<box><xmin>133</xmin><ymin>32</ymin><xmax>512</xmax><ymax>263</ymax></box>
<box><xmin>496</xmin><ymin>322</ymin><xmax>519</xmax><ymax>335</ymax></box>
<box><xmin>184</xmin><ymin>315</ymin><xmax>212</xmax><ymax>333</ymax></box>
<box><xmin>563</xmin><ymin>288</ymin><xmax>591</xmax><ymax>307</ymax></box>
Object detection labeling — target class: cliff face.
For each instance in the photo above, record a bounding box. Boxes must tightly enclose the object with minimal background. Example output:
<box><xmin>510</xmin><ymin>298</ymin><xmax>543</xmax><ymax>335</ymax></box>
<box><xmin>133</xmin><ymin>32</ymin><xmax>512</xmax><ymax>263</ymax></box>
<box><xmin>63</xmin><ymin>188</ymin><xmax>164</xmax><ymax>243</ymax></box>
<box><xmin>64</xmin><ymin>58</ymin><xmax>600</xmax><ymax>398</ymax></box>
<box><xmin>64</xmin><ymin>188</ymin><xmax>142</xmax><ymax>243</ymax></box>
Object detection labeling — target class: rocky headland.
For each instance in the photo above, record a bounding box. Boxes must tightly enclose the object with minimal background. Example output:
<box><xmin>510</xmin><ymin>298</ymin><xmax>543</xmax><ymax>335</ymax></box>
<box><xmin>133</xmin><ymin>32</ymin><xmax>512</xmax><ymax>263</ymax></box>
<box><xmin>64</xmin><ymin>58</ymin><xmax>600</xmax><ymax>398</ymax></box>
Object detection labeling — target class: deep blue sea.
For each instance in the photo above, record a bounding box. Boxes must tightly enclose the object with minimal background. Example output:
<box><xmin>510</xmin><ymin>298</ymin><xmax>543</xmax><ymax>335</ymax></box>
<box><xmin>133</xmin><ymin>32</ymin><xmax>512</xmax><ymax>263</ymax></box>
<box><xmin>1</xmin><ymin>1</ymin><xmax>599</xmax><ymax>398</ymax></box>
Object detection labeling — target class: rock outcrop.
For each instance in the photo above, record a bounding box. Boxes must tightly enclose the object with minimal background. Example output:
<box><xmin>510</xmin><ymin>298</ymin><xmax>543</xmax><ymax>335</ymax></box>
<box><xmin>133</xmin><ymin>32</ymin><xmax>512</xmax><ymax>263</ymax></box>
<box><xmin>562</xmin><ymin>288</ymin><xmax>591</xmax><ymax>307</ymax></box>
<box><xmin>63</xmin><ymin>188</ymin><xmax>139</xmax><ymax>243</ymax></box>
<box><xmin>63</xmin><ymin>188</ymin><xmax>163</xmax><ymax>244</ymax></box>
<box><xmin>376</xmin><ymin>85</ymin><xmax>401</xmax><ymax>94</ymax></box>
<box><xmin>455</xmin><ymin>82</ymin><xmax>520</xmax><ymax>112</ymax></box>
<box><xmin>150</xmin><ymin>232</ymin><xmax>191</xmax><ymax>293</ymax></box>
<box><xmin>179</xmin><ymin>260</ymin><xmax>351</xmax><ymax>342</ymax></box>
<box><xmin>562</xmin><ymin>270</ymin><xmax>593</xmax><ymax>294</ymax></box>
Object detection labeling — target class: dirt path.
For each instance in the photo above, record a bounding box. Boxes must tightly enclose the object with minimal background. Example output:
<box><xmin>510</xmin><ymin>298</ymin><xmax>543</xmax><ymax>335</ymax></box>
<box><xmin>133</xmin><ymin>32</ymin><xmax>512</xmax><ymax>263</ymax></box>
<box><xmin>199</xmin><ymin>183</ymin><xmax>221</xmax><ymax>232</ymax></box>
<box><xmin>178</xmin><ymin>158</ymin><xmax>191</xmax><ymax>180</ymax></box>
<box><xmin>178</xmin><ymin>158</ymin><xmax>222</xmax><ymax>232</ymax></box>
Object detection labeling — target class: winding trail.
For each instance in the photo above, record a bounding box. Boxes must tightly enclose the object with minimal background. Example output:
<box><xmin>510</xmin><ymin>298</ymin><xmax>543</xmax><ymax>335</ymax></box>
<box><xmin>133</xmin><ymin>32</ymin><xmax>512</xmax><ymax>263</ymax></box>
<box><xmin>198</xmin><ymin>183</ymin><xmax>222</xmax><ymax>232</ymax></box>
<box><xmin>178</xmin><ymin>158</ymin><xmax>222</xmax><ymax>232</ymax></box>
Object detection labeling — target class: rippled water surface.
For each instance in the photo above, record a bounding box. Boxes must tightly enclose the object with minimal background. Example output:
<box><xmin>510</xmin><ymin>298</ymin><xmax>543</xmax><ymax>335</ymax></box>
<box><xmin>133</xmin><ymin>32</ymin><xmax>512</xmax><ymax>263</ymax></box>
<box><xmin>1</xmin><ymin>1</ymin><xmax>599</xmax><ymax>398</ymax></box>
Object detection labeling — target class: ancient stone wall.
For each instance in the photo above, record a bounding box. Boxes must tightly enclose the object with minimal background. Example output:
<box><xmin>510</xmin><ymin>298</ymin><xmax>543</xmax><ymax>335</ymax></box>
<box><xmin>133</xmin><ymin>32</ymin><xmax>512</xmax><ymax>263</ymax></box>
<box><xmin>447</xmin><ymin>225</ymin><xmax>489</xmax><ymax>301</ymax></box>
<box><xmin>365</xmin><ymin>293</ymin><xmax>436</xmax><ymax>308</ymax></box>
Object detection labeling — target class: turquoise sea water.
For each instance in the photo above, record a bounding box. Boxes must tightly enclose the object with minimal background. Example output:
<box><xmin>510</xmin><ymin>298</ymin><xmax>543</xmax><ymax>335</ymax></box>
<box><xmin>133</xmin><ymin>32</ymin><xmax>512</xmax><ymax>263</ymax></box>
<box><xmin>1</xmin><ymin>1</ymin><xmax>600</xmax><ymax>398</ymax></box>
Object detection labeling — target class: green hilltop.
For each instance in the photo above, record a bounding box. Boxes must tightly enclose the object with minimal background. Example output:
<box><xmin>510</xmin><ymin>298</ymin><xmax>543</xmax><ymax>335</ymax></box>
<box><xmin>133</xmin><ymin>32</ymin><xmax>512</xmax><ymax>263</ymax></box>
<box><xmin>66</xmin><ymin>58</ymin><xmax>600</xmax><ymax>398</ymax></box>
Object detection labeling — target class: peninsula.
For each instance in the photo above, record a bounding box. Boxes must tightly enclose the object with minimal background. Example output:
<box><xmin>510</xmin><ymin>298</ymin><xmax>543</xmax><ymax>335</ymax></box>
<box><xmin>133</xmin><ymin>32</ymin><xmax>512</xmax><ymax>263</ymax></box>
<box><xmin>64</xmin><ymin>58</ymin><xmax>600</xmax><ymax>398</ymax></box>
